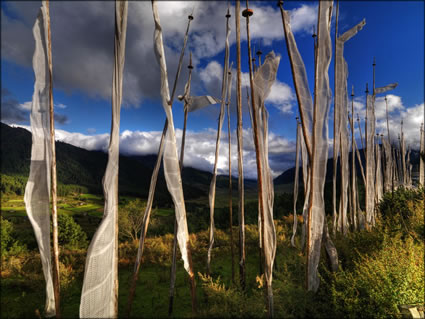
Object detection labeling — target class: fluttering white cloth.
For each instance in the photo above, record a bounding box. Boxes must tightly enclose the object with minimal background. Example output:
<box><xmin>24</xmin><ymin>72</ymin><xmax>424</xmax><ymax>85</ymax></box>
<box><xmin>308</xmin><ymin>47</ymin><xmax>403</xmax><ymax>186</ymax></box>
<box><xmin>79</xmin><ymin>2</ymin><xmax>127</xmax><ymax>317</ymax></box>
<box><xmin>24</xmin><ymin>2</ymin><xmax>55</xmax><ymax>316</ymax></box>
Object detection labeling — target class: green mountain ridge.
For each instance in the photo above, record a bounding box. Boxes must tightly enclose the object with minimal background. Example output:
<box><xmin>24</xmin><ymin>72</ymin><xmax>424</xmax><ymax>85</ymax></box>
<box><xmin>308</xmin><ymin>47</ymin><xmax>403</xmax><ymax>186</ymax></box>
<box><xmin>0</xmin><ymin>122</ymin><xmax>257</xmax><ymax>203</ymax></box>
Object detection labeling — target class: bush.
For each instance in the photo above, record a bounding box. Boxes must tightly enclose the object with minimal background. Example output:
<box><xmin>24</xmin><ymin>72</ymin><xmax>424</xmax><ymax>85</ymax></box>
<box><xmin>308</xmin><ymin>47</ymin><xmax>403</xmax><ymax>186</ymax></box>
<box><xmin>1</xmin><ymin>217</ymin><xmax>26</xmax><ymax>257</ymax></box>
<box><xmin>378</xmin><ymin>186</ymin><xmax>424</xmax><ymax>239</ymax></box>
<box><xmin>378</xmin><ymin>186</ymin><xmax>424</xmax><ymax>221</ymax></box>
<box><xmin>55</xmin><ymin>213</ymin><xmax>88</xmax><ymax>249</ymax></box>
<box><xmin>325</xmin><ymin>234</ymin><xmax>424</xmax><ymax>318</ymax></box>
<box><xmin>1</xmin><ymin>217</ymin><xmax>14</xmax><ymax>256</ymax></box>
<box><xmin>198</xmin><ymin>273</ymin><xmax>266</xmax><ymax>317</ymax></box>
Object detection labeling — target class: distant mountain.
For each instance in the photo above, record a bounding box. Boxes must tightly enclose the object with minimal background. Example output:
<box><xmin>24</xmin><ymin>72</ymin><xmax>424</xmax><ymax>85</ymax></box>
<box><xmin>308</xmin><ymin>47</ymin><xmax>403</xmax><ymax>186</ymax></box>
<box><xmin>0</xmin><ymin>122</ymin><xmax>256</xmax><ymax>203</ymax></box>
<box><xmin>274</xmin><ymin>146</ymin><xmax>420</xmax><ymax>185</ymax></box>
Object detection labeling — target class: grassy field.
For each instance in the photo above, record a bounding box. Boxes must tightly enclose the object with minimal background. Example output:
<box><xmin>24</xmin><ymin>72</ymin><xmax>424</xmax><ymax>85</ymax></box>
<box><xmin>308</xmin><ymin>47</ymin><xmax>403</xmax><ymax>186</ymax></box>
<box><xmin>1</xmin><ymin>186</ymin><xmax>424</xmax><ymax>318</ymax></box>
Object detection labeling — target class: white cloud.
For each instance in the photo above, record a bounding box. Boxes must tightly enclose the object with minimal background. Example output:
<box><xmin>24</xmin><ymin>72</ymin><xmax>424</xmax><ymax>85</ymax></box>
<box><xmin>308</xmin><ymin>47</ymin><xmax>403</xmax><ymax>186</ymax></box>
<box><xmin>2</xmin><ymin>1</ymin><xmax>317</xmax><ymax>108</ymax></box>
<box><xmin>348</xmin><ymin>94</ymin><xmax>423</xmax><ymax>150</ymax></box>
<box><xmin>12</xmin><ymin>123</ymin><xmax>296</xmax><ymax>179</ymax></box>
<box><xmin>376</xmin><ymin>102</ymin><xmax>424</xmax><ymax>149</ymax></box>
<box><xmin>18</xmin><ymin>101</ymin><xmax>32</xmax><ymax>111</ymax></box>
<box><xmin>17</xmin><ymin>101</ymin><xmax>67</xmax><ymax>111</ymax></box>
<box><xmin>55</xmin><ymin>103</ymin><xmax>67</xmax><ymax>109</ymax></box>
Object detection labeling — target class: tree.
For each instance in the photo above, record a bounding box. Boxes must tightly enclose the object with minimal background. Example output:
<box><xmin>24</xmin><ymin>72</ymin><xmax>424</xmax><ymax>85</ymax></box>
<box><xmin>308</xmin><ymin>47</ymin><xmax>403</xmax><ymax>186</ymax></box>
<box><xmin>1</xmin><ymin>217</ymin><xmax>14</xmax><ymax>256</ymax></box>
<box><xmin>54</xmin><ymin>213</ymin><xmax>88</xmax><ymax>249</ymax></box>
<box><xmin>119</xmin><ymin>199</ymin><xmax>146</xmax><ymax>242</ymax></box>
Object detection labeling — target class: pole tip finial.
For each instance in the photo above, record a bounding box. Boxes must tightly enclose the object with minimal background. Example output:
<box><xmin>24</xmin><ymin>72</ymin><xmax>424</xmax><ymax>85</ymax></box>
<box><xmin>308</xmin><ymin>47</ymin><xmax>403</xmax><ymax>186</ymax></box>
<box><xmin>373</xmin><ymin>56</ymin><xmax>376</xmax><ymax>66</ymax></box>
<box><xmin>188</xmin><ymin>14</ymin><xmax>194</xmax><ymax>20</ymax></box>
<box><xmin>188</xmin><ymin>52</ymin><xmax>193</xmax><ymax>69</ymax></box>
<box><xmin>256</xmin><ymin>50</ymin><xmax>262</xmax><ymax>56</ymax></box>
<box><xmin>277</xmin><ymin>0</ymin><xmax>284</xmax><ymax>7</ymax></box>
<box><xmin>365</xmin><ymin>83</ymin><xmax>369</xmax><ymax>93</ymax></box>
<box><xmin>351</xmin><ymin>85</ymin><xmax>354</xmax><ymax>97</ymax></box>
<box><xmin>226</xmin><ymin>7</ymin><xmax>231</xmax><ymax>18</ymax></box>
<box><xmin>242</xmin><ymin>8</ymin><xmax>253</xmax><ymax>17</ymax></box>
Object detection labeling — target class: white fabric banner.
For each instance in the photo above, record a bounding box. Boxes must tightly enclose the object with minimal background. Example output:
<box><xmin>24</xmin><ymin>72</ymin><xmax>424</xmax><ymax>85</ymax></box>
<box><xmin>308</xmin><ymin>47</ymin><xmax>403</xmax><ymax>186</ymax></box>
<box><xmin>375</xmin><ymin>140</ymin><xmax>383</xmax><ymax>202</ymax></box>
<box><xmin>281</xmin><ymin>10</ymin><xmax>313</xmax><ymax>151</ymax></box>
<box><xmin>374</xmin><ymin>83</ymin><xmax>398</xmax><ymax>95</ymax></box>
<box><xmin>152</xmin><ymin>0</ymin><xmax>192</xmax><ymax>275</ymax></box>
<box><xmin>335</xmin><ymin>19</ymin><xmax>365</xmax><ymax>234</ymax></box>
<box><xmin>307</xmin><ymin>0</ymin><xmax>334</xmax><ymax>292</ymax></box>
<box><xmin>80</xmin><ymin>2</ymin><xmax>127</xmax><ymax>318</ymax></box>
<box><xmin>282</xmin><ymin>3</ymin><xmax>337</xmax><ymax>290</ymax></box>
<box><xmin>291</xmin><ymin>122</ymin><xmax>301</xmax><ymax>247</ymax></box>
<box><xmin>253</xmin><ymin>52</ymin><xmax>280</xmax><ymax>288</ymax></box>
<box><xmin>24</xmin><ymin>3</ymin><xmax>55</xmax><ymax>316</ymax></box>
<box><xmin>365</xmin><ymin>93</ymin><xmax>375</xmax><ymax>227</ymax></box>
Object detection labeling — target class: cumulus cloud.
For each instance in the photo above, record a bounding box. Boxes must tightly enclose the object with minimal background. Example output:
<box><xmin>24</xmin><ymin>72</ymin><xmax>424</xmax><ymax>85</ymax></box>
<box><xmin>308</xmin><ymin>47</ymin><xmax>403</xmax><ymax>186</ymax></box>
<box><xmin>1</xmin><ymin>1</ymin><xmax>316</xmax><ymax>108</ymax></box>
<box><xmin>375</xmin><ymin>102</ymin><xmax>424</xmax><ymax>150</ymax></box>
<box><xmin>12</xmin><ymin>123</ymin><xmax>296</xmax><ymax>179</ymax></box>
<box><xmin>1</xmin><ymin>92</ymin><xmax>69</xmax><ymax>125</ymax></box>
<box><xmin>347</xmin><ymin>94</ymin><xmax>423</xmax><ymax>150</ymax></box>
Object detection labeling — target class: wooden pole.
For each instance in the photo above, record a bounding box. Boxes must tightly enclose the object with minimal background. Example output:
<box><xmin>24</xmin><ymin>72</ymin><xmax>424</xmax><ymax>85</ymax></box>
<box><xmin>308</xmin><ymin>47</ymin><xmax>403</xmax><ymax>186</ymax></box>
<box><xmin>365</xmin><ymin>83</ymin><xmax>369</xmax><ymax>229</ymax></box>
<box><xmin>373</xmin><ymin>57</ymin><xmax>376</xmax><ymax>96</ymax></box>
<box><xmin>226</xmin><ymin>70</ymin><xmax>235</xmax><ymax>284</ymax></box>
<box><xmin>126</xmin><ymin>12</ymin><xmax>194</xmax><ymax>317</ymax></box>
<box><xmin>385</xmin><ymin>96</ymin><xmax>391</xmax><ymax>145</ymax></box>
<box><xmin>45</xmin><ymin>1</ymin><xmax>61</xmax><ymax>317</ymax></box>
<box><xmin>235</xmin><ymin>0</ymin><xmax>246</xmax><ymax>291</ymax></box>
<box><xmin>351</xmin><ymin>86</ymin><xmax>357</xmax><ymax>231</ymax></box>
<box><xmin>243</xmin><ymin>1</ymin><xmax>271</xmax><ymax>316</ymax></box>
<box><xmin>332</xmin><ymin>0</ymin><xmax>339</xmax><ymax>235</ymax></box>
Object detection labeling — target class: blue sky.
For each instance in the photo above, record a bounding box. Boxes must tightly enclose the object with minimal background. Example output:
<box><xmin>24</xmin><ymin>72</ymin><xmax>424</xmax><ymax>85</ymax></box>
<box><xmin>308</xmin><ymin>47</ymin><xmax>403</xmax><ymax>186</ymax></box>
<box><xmin>1</xmin><ymin>1</ymin><xmax>424</xmax><ymax>178</ymax></box>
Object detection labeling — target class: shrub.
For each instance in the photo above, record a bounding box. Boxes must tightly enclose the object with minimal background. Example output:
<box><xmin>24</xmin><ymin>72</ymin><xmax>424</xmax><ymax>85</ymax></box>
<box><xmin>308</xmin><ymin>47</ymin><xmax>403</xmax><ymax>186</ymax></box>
<box><xmin>55</xmin><ymin>213</ymin><xmax>88</xmax><ymax>249</ymax></box>
<box><xmin>378</xmin><ymin>186</ymin><xmax>423</xmax><ymax>221</ymax></box>
<box><xmin>1</xmin><ymin>217</ymin><xmax>27</xmax><ymax>257</ymax></box>
<box><xmin>1</xmin><ymin>217</ymin><xmax>14</xmax><ymax>256</ymax></box>
<box><xmin>198</xmin><ymin>273</ymin><xmax>266</xmax><ymax>317</ymax></box>
<box><xmin>325</xmin><ymin>234</ymin><xmax>424</xmax><ymax>318</ymax></box>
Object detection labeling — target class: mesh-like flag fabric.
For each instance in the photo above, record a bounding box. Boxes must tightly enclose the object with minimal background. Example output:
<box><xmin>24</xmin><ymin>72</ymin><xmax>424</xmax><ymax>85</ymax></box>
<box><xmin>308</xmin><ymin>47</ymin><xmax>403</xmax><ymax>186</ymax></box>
<box><xmin>401</xmin><ymin>126</ymin><xmax>407</xmax><ymax>185</ymax></box>
<box><xmin>300</xmin><ymin>126</ymin><xmax>310</xmax><ymax>250</ymax></box>
<box><xmin>252</xmin><ymin>51</ymin><xmax>280</xmax><ymax>290</ymax></box>
<box><xmin>365</xmin><ymin>93</ymin><xmax>375</xmax><ymax>227</ymax></box>
<box><xmin>375</xmin><ymin>141</ymin><xmax>383</xmax><ymax>202</ymax></box>
<box><xmin>152</xmin><ymin>0</ymin><xmax>192</xmax><ymax>275</ymax></box>
<box><xmin>24</xmin><ymin>3</ymin><xmax>55</xmax><ymax>316</ymax></box>
<box><xmin>207</xmin><ymin>11</ymin><xmax>231</xmax><ymax>273</ymax></box>
<box><xmin>282</xmin><ymin>3</ymin><xmax>337</xmax><ymax>289</ymax></box>
<box><xmin>281</xmin><ymin>8</ymin><xmax>314</xmax><ymax>252</ymax></box>
<box><xmin>291</xmin><ymin>122</ymin><xmax>301</xmax><ymax>247</ymax></box>
<box><xmin>307</xmin><ymin>1</ymin><xmax>334</xmax><ymax>292</ymax></box>
<box><xmin>79</xmin><ymin>2</ymin><xmax>127</xmax><ymax>317</ymax></box>
<box><xmin>375</xmin><ymin>83</ymin><xmax>398</xmax><ymax>95</ymax></box>
<box><xmin>335</xmin><ymin>20</ymin><xmax>365</xmax><ymax>234</ymax></box>
<box><xmin>185</xmin><ymin>96</ymin><xmax>220</xmax><ymax>112</ymax></box>
<box><xmin>406</xmin><ymin>149</ymin><xmax>412</xmax><ymax>187</ymax></box>
<box><xmin>382</xmin><ymin>137</ymin><xmax>392</xmax><ymax>192</ymax></box>
<box><xmin>281</xmin><ymin>10</ymin><xmax>313</xmax><ymax>152</ymax></box>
